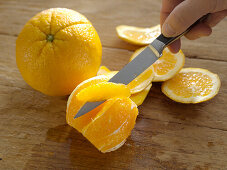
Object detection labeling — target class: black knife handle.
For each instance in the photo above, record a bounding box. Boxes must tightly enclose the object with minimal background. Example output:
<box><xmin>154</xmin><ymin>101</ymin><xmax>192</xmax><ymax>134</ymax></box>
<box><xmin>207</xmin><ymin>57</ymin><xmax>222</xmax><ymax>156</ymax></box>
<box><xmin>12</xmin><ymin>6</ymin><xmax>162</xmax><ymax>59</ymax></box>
<box><xmin>156</xmin><ymin>13</ymin><xmax>209</xmax><ymax>48</ymax></box>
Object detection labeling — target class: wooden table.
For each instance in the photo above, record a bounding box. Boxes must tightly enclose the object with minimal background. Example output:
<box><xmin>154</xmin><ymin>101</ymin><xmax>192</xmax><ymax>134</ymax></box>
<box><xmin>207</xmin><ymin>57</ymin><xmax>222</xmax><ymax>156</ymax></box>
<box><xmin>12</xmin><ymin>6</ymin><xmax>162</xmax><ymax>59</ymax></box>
<box><xmin>0</xmin><ymin>0</ymin><xmax>227</xmax><ymax>169</ymax></box>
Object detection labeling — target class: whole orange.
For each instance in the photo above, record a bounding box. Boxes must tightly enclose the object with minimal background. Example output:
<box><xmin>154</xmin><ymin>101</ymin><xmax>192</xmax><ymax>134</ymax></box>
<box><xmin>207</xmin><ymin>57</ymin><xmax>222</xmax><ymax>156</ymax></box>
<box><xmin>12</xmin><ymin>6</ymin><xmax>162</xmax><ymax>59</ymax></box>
<box><xmin>16</xmin><ymin>8</ymin><xmax>102</xmax><ymax>96</ymax></box>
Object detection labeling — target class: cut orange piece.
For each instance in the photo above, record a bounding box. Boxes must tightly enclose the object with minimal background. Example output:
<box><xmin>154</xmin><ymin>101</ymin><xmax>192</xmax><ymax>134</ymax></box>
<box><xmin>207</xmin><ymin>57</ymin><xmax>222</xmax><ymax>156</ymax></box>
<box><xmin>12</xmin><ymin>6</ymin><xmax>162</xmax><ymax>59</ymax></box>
<box><xmin>82</xmin><ymin>97</ymin><xmax>138</xmax><ymax>153</ymax></box>
<box><xmin>97</xmin><ymin>66</ymin><xmax>154</xmax><ymax>94</ymax></box>
<box><xmin>162</xmin><ymin>68</ymin><xmax>221</xmax><ymax>103</ymax></box>
<box><xmin>130</xmin><ymin>84</ymin><xmax>152</xmax><ymax>106</ymax></box>
<box><xmin>66</xmin><ymin>75</ymin><xmax>109</xmax><ymax>132</ymax></box>
<box><xmin>116</xmin><ymin>25</ymin><xmax>160</xmax><ymax>45</ymax></box>
<box><xmin>130</xmin><ymin>47</ymin><xmax>185</xmax><ymax>82</ymax></box>
<box><xmin>66</xmin><ymin>75</ymin><xmax>138</xmax><ymax>153</ymax></box>
<box><xmin>76</xmin><ymin>82</ymin><xmax>131</xmax><ymax>102</ymax></box>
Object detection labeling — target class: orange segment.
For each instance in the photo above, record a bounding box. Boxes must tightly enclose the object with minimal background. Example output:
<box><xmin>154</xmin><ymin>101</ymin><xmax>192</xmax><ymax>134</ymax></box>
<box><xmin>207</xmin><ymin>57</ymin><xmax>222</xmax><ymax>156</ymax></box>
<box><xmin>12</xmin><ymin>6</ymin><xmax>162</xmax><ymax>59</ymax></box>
<box><xmin>82</xmin><ymin>97</ymin><xmax>138</xmax><ymax>153</ymax></box>
<box><xmin>130</xmin><ymin>47</ymin><xmax>185</xmax><ymax>82</ymax></box>
<box><xmin>66</xmin><ymin>75</ymin><xmax>108</xmax><ymax>132</ymax></box>
<box><xmin>162</xmin><ymin>68</ymin><xmax>221</xmax><ymax>103</ymax></box>
<box><xmin>116</xmin><ymin>25</ymin><xmax>160</xmax><ymax>45</ymax></box>
<box><xmin>130</xmin><ymin>84</ymin><xmax>152</xmax><ymax>106</ymax></box>
<box><xmin>76</xmin><ymin>82</ymin><xmax>131</xmax><ymax>102</ymax></box>
<box><xmin>97</xmin><ymin>66</ymin><xmax>154</xmax><ymax>94</ymax></box>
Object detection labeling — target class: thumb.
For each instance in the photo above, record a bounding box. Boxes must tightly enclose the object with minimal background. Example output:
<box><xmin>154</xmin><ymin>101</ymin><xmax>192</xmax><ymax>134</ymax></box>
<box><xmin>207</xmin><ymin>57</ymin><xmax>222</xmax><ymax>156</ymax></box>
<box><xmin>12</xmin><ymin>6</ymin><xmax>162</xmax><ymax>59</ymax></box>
<box><xmin>162</xmin><ymin>0</ymin><xmax>227</xmax><ymax>37</ymax></box>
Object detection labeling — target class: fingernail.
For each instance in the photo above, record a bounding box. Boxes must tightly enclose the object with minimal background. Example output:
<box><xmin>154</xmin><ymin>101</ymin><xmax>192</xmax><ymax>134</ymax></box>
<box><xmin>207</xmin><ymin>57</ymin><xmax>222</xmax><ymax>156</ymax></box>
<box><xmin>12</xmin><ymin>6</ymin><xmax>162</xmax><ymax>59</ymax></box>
<box><xmin>163</xmin><ymin>23</ymin><xmax>175</xmax><ymax>37</ymax></box>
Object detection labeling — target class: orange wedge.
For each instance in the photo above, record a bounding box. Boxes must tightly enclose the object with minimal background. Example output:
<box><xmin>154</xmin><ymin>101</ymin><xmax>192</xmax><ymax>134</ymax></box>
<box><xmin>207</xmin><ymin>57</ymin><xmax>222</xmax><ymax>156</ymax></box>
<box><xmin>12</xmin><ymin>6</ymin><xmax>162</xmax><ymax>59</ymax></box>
<box><xmin>130</xmin><ymin>84</ymin><xmax>152</xmax><ymax>106</ymax></box>
<box><xmin>116</xmin><ymin>25</ymin><xmax>160</xmax><ymax>45</ymax></box>
<box><xmin>130</xmin><ymin>47</ymin><xmax>185</xmax><ymax>82</ymax></box>
<box><xmin>66</xmin><ymin>75</ymin><xmax>138</xmax><ymax>153</ymax></box>
<box><xmin>162</xmin><ymin>68</ymin><xmax>221</xmax><ymax>103</ymax></box>
<box><xmin>82</xmin><ymin>97</ymin><xmax>138</xmax><ymax>153</ymax></box>
<box><xmin>66</xmin><ymin>75</ymin><xmax>109</xmax><ymax>132</ymax></box>
<box><xmin>97</xmin><ymin>66</ymin><xmax>154</xmax><ymax>94</ymax></box>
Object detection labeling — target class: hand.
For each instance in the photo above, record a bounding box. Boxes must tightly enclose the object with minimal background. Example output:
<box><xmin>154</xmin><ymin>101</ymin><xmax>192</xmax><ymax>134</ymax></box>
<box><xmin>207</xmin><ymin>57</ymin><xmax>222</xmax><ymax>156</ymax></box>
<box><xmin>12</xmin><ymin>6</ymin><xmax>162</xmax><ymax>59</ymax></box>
<box><xmin>160</xmin><ymin>0</ymin><xmax>227</xmax><ymax>53</ymax></box>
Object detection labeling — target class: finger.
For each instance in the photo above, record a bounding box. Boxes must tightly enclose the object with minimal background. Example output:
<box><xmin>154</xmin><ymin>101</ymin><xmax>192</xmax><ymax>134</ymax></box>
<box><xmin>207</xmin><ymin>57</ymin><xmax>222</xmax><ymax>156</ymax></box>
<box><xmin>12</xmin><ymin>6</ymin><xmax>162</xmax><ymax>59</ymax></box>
<box><xmin>167</xmin><ymin>39</ymin><xmax>181</xmax><ymax>53</ymax></box>
<box><xmin>160</xmin><ymin>0</ymin><xmax>183</xmax><ymax>26</ymax></box>
<box><xmin>210</xmin><ymin>0</ymin><xmax>227</xmax><ymax>12</ymax></box>
<box><xmin>162</xmin><ymin>0</ymin><xmax>227</xmax><ymax>37</ymax></box>
<box><xmin>185</xmin><ymin>9</ymin><xmax>227</xmax><ymax>40</ymax></box>
<box><xmin>204</xmin><ymin>10</ymin><xmax>227</xmax><ymax>27</ymax></box>
<box><xmin>160</xmin><ymin>0</ymin><xmax>183</xmax><ymax>53</ymax></box>
<box><xmin>184</xmin><ymin>23</ymin><xmax>212</xmax><ymax>40</ymax></box>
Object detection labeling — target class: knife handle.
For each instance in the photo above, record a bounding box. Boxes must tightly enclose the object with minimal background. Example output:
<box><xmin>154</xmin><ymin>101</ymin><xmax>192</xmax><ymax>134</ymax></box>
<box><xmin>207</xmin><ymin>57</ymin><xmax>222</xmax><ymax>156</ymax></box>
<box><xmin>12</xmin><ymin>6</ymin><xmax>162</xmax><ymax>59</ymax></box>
<box><xmin>156</xmin><ymin>13</ymin><xmax>209</xmax><ymax>49</ymax></box>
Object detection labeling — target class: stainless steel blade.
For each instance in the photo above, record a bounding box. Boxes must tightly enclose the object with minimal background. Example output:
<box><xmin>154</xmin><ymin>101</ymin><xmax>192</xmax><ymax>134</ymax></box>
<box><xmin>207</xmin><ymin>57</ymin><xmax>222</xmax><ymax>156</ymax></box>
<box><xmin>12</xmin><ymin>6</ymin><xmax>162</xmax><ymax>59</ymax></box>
<box><xmin>74</xmin><ymin>45</ymin><xmax>159</xmax><ymax>118</ymax></box>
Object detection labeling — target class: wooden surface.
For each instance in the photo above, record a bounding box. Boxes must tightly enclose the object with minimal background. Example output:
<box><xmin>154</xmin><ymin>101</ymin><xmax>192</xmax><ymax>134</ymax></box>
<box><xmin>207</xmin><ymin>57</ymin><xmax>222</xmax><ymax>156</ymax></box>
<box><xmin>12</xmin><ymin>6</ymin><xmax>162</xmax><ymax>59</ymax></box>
<box><xmin>0</xmin><ymin>0</ymin><xmax>227</xmax><ymax>169</ymax></box>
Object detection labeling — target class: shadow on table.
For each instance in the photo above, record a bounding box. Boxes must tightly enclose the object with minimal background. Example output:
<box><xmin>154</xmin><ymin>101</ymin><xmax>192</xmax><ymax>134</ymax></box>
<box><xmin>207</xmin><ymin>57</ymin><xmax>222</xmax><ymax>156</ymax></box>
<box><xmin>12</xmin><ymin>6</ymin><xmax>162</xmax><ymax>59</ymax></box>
<box><xmin>24</xmin><ymin>124</ymin><xmax>138</xmax><ymax>169</ymax></box>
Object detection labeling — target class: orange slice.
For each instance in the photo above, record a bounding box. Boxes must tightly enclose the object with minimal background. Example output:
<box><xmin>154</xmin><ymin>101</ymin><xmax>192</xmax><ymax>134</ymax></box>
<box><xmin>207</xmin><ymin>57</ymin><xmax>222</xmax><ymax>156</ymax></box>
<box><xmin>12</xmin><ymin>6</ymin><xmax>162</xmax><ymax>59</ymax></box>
<box><xmin>130</xmin><ymin>84</ymin><xmax>152</xmax><ymax>106</ymax></box>
<box><xmin>130</xmin><ymin>47</ymin><xmax>185</xmax><ymax>82</ymax></box>
<box><xmin>97</xmin><ymin>66</ymin><xmax>154</xmax><ymax>94</ymax></box>
<box><xmin>116</xmin><ymin>25</ymin><xmax>160</xmax><ymax>45</ymax></box>
<box><xmin>66</xmin><ymin>75</ymin><xmax>138</xmax><ymax>153</ymax></box>
<box><xmin>161</xmin><ymin>68</ymin><xmax>221</xmax><ymax>103</ymax></box>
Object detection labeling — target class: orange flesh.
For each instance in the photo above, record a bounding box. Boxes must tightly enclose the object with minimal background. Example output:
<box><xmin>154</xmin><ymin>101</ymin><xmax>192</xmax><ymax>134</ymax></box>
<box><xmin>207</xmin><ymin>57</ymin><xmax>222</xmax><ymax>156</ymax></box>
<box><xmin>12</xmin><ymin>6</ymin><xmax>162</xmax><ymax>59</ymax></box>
<box><xmin>130</xmin><ymin>84</ymin><xmax>152</xmax><ymax>106</ymax></box>
<box><xmin>66</xmin><ymin>76</ymin><xmax>138</xmax><ymax>152</ymax></box>
<box><xmin>76</xmin><ymin>82</ymin><xmax>131</xmax><ymax>102</ymax></box>
<box><xmin>123</xmin><ymin>30</ymin><xmax>159</xmax><ymax>42</ymax></box>
<box><xmin>82</xmin><ymin>97</ymin><xmax>138</xmax><ymax>152</ymax></box>
<box><xmin>166</xmin><ymin>72</ymin><xmax>213</xmax><ymax>98</ymax></box>
<box><xmin>66</xmin><ymin>76</ymin><xmax>108</xmax><ymax>132</ymax></box>
<box><xmin>127</xmin><ymin>67</ymin><xmax>153</xmax><ymax>93</ymax></box>
<box><xmin>153</xmin><ymin>50</ymin><xmax>177</xmax><ymax>75</ymax></box>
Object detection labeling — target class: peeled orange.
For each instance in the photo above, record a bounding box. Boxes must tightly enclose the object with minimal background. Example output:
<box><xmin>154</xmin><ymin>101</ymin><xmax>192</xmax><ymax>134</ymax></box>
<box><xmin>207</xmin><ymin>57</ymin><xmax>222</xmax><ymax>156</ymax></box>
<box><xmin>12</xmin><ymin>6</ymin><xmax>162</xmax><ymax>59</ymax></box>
<box><xmin>16</xmin><ymin>8</ymin><xmax>102</xmax><ymax>96</ymax></box>
<box><xmin>162</xmin><ymin>68</ymin><xmax>221</xmax><ymax>103</ymax></box>
<box><xmin>66</xmin><ymin>75</ymin><xmax>138</xmax><ymax>153</ymax></box>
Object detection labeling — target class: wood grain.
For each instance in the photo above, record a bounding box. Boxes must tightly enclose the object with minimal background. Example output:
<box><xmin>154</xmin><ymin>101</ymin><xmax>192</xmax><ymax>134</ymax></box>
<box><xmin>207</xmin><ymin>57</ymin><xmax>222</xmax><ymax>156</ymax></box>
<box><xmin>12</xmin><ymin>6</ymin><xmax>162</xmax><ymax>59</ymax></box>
<box><xmin>0</xmin><ymin>0</ymin><xmax>227</xmax><ymax>169</ymax></box>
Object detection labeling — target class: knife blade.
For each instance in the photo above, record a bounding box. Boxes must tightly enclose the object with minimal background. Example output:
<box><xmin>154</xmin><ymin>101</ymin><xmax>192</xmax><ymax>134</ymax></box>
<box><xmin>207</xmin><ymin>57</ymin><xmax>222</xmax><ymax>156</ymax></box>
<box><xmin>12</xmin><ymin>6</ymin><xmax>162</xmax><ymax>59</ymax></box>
<box><xmin>74</xmin><ymin>14</ymin><xmax>209</xmax><ymax>119</ymax></box>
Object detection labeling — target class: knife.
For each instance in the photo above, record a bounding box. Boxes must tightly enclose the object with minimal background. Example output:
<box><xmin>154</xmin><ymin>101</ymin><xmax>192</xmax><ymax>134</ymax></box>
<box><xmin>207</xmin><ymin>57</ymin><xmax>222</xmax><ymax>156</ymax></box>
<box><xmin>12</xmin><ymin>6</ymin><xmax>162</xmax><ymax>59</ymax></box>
<box><xmin>74</xmin><ymin>14</ymin><xmax>209</xmax><ymax>119</ymax></box>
